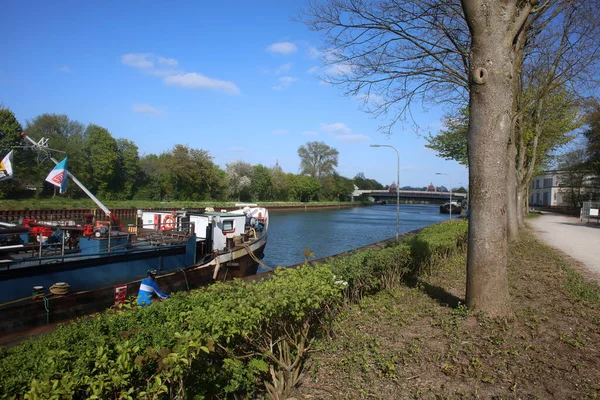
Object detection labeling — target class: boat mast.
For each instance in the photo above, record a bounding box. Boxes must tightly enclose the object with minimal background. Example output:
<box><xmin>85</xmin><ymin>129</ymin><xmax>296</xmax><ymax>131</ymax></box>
<box><xmin>20</xmin><ymin>132</ymin><xmax>122</xmax><ymax>228</ymax></box>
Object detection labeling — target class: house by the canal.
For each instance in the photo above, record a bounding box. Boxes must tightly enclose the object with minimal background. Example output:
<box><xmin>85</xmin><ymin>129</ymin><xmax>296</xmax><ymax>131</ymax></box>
<box><xmin>529</xmin><ymin>170</ymin><xmax>598</xmax><ymax>207</ymax></box>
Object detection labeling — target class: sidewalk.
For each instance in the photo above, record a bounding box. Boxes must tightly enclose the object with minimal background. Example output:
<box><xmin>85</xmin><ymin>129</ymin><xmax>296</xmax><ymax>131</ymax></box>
<box><xmin>527</xmin><ymin>213</ymin><xmax>600</xmax><ymax>278</ymax></box>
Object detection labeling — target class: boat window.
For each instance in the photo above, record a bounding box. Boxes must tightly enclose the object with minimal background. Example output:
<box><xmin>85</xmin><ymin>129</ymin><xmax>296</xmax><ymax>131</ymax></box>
<box><xmin>223</xmin><ymin>219</ymin><xmax>234</xmax><ymax>232</ymax></box>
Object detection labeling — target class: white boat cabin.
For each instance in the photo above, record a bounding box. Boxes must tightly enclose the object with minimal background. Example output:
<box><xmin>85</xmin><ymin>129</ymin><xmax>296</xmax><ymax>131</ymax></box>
<box><xmin>138</xmin><ymin>209</ymin><xmax>262</xmax><ymax>252</ymax></box>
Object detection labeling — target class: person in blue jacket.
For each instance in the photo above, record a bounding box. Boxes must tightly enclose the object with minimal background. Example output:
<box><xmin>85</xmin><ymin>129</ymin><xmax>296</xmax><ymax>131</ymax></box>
<box><xmin>137</xmin><ymin>269</ymin><xmax>169</xmax><ymax>306</ymax></box>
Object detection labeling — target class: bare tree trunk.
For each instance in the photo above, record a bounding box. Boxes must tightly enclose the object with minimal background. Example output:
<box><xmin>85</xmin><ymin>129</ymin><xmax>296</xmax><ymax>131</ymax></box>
<box><xmin>462</xmin><ymin>0</ymin><xmax>532</xmax><ymax>316</ymax></box>
<box><xmin>517</xmin><ymin>185</ymin><xmax>526</xmax><ymax>228</ymax></box>
<box><xmin>507</xmin><ymin>141</ymin><xmax>519</xmax><ymax>242</ymax></box>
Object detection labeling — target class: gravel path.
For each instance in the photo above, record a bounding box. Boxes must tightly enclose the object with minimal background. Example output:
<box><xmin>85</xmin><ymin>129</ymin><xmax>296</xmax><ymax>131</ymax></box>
<box><xmin>527</xmin><ymin>213</ymin><xmax>600</xmax><ymax>276</ymax></box>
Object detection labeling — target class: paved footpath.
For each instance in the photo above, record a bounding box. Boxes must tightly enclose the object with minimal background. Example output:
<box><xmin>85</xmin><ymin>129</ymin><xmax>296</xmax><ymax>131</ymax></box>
<box><xmin>527</xmin><ymin>213</ymin><xmax>600</xmax><ymax>276</ymax></box>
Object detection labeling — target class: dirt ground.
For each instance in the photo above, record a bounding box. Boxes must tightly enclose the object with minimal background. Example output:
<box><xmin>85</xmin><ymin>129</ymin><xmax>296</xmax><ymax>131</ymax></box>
<box><xmin>295</xmin><ymin>229</ymin><xmax>600</xmax><ymax>399</ymax></box>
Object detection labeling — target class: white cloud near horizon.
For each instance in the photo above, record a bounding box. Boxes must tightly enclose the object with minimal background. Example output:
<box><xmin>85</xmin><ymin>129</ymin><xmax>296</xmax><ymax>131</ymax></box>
<box><xmin>271</xmin><ymin>129</ymin><xmax>289</xmax><ymax>135</ymax></box>
<box><xmin>57</xmin><ymin>66</ymin><xmax>71</xmax><ymax>73</ymax></box>
<box><xmin>164</xmin><ymin>73</ymin><xmax>240</xmax><ymax>94</ymax></box>
<box><xmin>266</xmin><ymin>42</ymin><xmax>297</xmax><ymax>55</ymax></box>
<box><xmin>121</xmin><ymin>53</ymin><xmax>240</xmax><ymax>95</ymax></box>
<box><xmin>133</xmin><ymin>103</ymin><xmax>161</xmax><ymax>116</ymax></box>
<box><xmin>320</xmin><ymin>122</ymin><xmax>370</xmax><ymax>143</ymax></box>
<box><xmin>320</xmin><ymin>122</ymin><xmax>351</xmax><ymax>135</ymax></box>
<box><xmin>272</xmin><ymin>76</ymin><xmax>298</xmax><ymax>90</ymax></box>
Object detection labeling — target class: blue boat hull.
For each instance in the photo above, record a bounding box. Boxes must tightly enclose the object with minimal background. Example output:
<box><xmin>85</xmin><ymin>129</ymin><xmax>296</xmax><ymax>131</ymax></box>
<box><xmin>0</xmin><ymin>236</ymin><xmax>198</xmax><ymax>304</ymax></box>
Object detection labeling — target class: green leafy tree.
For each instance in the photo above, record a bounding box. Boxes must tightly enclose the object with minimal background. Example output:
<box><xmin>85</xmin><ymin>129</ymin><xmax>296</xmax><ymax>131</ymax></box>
<box><xmin>251</xmin><ymin>164</ymin><xmax>273</xmax><ymax>201</ymax></box>
<box><xmin>297</xmin><ymin>141</ymin><xmax>338</xmax><ymax>178</ymax></box>
<box><xmin>321</xmin><ymin>172</ymin><xmax>355</xmax><ymax>201</ymax></box>
<box><xmin>557</xmin><ymin>146</ymin><xmax>591</xmax><ymax>206</ymax></box>
<box><xmin>425</xmin><ymin>108</ymin><xmax>469</xmax><ymax>166</ymax></box>
<box><xmin>269</xmin><ymin>163</ymin><xmax>287</xmax><ymax>201</ymax></box>
<box><xmin>353</xmin><ymin>172</ymin><xmax>384</xmax><ymax>190</ymax></box>
<box><xmin>285</xmin><ymin>174</ymin><xmax>321</xmax><ymax>202</ymax></box>
<box><xmin>226</xmin><ymin>161</ymin><xmax>253</xmax><ymax>201</ymax></box>
<box><xmin>82</xmin><ymin>124</ymin><xmax>120</xmax><ymax>199</ymax></box>
<box><xmin>0</xmin><ymin>106</ymin><xmax>23</xmax><ymax>198</ymax></box>
<box><xmin>136</xmin><ymin>154</ymin><xmax>163</xmax><ymax>201</ymax></box>
<box><xmin>116</xmin><ymin>139</ymin><xmax>140</xmax><ymax>200</ymax></box>
<box><xmin>583</xmin><ymin>101</ymin><xmax>600</xmax><ymax>196</ymax></box>
<box><xmin>24</xmin><ymin>114</ymin><xmax>87</xmax><ymax>197</ymax></box>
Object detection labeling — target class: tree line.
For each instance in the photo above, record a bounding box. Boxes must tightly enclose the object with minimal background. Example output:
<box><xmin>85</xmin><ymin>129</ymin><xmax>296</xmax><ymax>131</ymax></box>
<box><xmin>0</xmin><ymin>108</ymin><xmax>385</xmax><ymax>202</ymax></box>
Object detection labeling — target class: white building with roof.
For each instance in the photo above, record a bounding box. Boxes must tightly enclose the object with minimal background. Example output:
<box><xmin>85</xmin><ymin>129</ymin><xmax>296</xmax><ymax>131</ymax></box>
<box><xmin>529</xmin><ymin>170</ymin><xmax>598</xmax><ymax>207</ymax></box>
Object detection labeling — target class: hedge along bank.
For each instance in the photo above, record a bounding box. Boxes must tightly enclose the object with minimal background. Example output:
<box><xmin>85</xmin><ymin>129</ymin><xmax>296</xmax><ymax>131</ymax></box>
<box><xmin>0</xmin><ymin>219</ymin><xmax>468</xmax><ymax>399</ymax></box>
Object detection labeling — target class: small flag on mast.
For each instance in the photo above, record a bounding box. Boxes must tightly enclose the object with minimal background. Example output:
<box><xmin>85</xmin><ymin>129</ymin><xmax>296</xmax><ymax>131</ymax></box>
<box><xmin>0</xmin><ymin>151</ymin><xmax>13</xmax><ymax>181</ymax></box>
<box><xmin>45</xmin><ymin>157</ymin><xmax>68</xmax><ymax>193</ymax></box>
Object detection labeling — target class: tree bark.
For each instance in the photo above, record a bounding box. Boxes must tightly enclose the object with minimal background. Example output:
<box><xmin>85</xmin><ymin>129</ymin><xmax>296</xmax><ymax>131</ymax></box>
<box><xmin>517</xmin><ymin>185</ymin><xmax>526</xmax><ymax>227</ymax></box>
<box><xmin>507</xmin><ymin>141</ymin><xmax>519</xmax><ymax>242</ymax></box>
<box><xmin>462</xmin><ymin>0</ymin><xmax>532</xmax><ymax>316</ymax></box>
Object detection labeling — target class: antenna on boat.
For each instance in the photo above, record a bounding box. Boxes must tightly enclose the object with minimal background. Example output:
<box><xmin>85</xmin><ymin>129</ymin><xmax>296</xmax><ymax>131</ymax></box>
<box><xmin>19</xmin><ymin>132</ymin><xmax>123</xmax><ymax>229</ymax></box>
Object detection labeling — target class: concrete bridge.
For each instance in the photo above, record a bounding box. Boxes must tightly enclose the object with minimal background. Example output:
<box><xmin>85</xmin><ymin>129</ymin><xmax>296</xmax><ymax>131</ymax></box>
<box><xmin>352</xmin><ymin>189</ymin><xmax>467</xmax><ymax>203</ymax></box>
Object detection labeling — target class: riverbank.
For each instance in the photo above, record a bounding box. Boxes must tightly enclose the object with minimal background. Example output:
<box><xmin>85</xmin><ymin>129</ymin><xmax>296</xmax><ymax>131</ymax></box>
<box><xmin>296</xmin><ymin>228</ymin><xmax>600</xmax><ymax>399</ymax></box>
<box><xmin>0</xmin><ymin>200</ymin><xmax>369</xmax><ymax>221</ymax></box>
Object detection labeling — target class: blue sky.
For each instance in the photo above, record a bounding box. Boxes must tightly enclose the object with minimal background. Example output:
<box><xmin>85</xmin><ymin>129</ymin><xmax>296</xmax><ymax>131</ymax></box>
<box><xmin>0</xmin><ymin>0</ymin><xmax>468</xmax><ymax>189</ymax></box>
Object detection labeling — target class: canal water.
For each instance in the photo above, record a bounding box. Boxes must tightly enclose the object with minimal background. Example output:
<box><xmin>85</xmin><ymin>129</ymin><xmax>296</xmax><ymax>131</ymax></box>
<box><xmin>261</xmin><ymin>203</ymin><xmax>455</xmax><ymax>269</ymax></box>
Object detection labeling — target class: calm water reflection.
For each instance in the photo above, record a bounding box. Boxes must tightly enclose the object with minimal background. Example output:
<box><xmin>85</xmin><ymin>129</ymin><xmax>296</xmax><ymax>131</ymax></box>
<box><xmin>262</xmin><ymin>203</ymin><xmax>455</xmax><ymax>269</ymax></box>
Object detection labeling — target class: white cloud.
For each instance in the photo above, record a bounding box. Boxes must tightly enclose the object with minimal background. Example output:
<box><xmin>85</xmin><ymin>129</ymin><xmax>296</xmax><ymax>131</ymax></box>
<box><xmin>57</xmin><ymin>66</ymin><xmax>71</xmax><ymax>73</ymax></box>
<box><xmin>301</xmin><ymin>131</ymin><xmax>318</xmax><ymax>136</ymax></box>
<box><xmin>121</xmin><ymin>52</ymin><xmax>240</xmax><ymax>95</ymax></box>
<box><xmin>164</xmin><ymin>73</ymin><xmax>240</xmax><ymax>94</ymax></box>
<box><xmin>272</xmin><ymin>76</ymin><xmax>298</xmax><ymax>90</ymax></box>
<box><xmin>266</xmin><ymin>42</ymin><xmax>297</xmax><ymax>55</ymax></box>
<box><xmin>121</xmin><ymin>53</ymin><xmax>154</xmax><ymax>69</ymax></box>
<box><xmin>307</xmin><ymin>66</ymin><xmax>319</xmax><ymax>74</ymax></box>
<box><xmin>325</xmin><ymin>64</ymin><xmax>353</xmax><ymax>76</ymax></box>
<box><xmin>356</xmin><ymin>93</ymin><xmax>385</xmax><ymax>105</ymax></box>
<box><xmin>307</xmin><ymin>46</ymin><xmax>320</xmax><ymax>59</ymax></box>
<box><xmin>320</xmin><ymin>122</ymin><xmax>370</xmax><ymax>143</ymax></box>
<box><xmin>272</xmin><ymin>129</ymin><xmax>289</xmax><ymax>135</ymax></box>
<box><xmin>133</xmin><ymin>104</ymin><xmax>161</xmax><ymax>116</ymax></box>
<box><xmin>158</xmin><ymin>56</ymin><xmax>178</xmax><ymax>67</ymax></box>
<box><xmin>320</xmin><ymin>122</ymin><xmax>351</xmax><ymax>135</ymax></box>
<box><xmin>275</xmin><ymin>62</ymin><xmax>293</xmax><ymax>75</ymax></box>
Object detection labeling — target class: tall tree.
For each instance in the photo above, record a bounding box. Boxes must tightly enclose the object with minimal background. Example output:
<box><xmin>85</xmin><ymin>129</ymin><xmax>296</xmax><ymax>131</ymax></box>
<box><xmin>116</xmin><ymin>139</ymin><xmax>140</xmax><ymax>200</ymax></box>
<box><xmin>583</xmin><ymin>101</ymin><xmax>600</xmax><ymax>197</ymax></box>
<box><xmin>297</xmin><ymin>141</ymin><xmax>339</xmax><ymax>178</ymax></box>
<box><xmin>82</xmin><ymin>124</ymin><xmax>120</xmax><ymax>199</ymax></box>
<box><xmin>24</xmin><ymin>114</ymin><xmax>86</xmax><ymax>196</ymax></box>
<box><xmin>251</xmin><ymin>164</ymin><xmax>273</xmax><ymax>201</ymax></box>
<box><xmin>302</xmin><ymin>0</ymin><xmax>554</xmax><ymax>315</ymax></box>
<box><xmin>557</xmin><ymin>145</ymin><xmax>590</xmax><ymax>207</ymax></box>
<box><xmin>353</xmin><ymin>172</ymin><xmax>384</xmax><ymax>190</ymax></box>
<box><xmin>425</xmin><ymin>108</ymin><xmax>469</xmax><ymax>166</ymax></box>
<box><xmin>226</xmin><ymin>161</ymin><xmax>253</xmax><ymax>201</ymax></box>
<box><xmin>270</xmin><ymin>163</ymin><xmax>288</xmax><ymax>201</ymax></box>
<box><xmin>0</xmin><ymin>106</ymin><xmax>23</xmax><ymax>199</ymax></box>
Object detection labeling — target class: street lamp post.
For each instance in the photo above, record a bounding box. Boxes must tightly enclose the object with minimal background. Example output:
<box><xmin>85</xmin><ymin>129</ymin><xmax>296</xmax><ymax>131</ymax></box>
<box><xmin>370</xmin><ymin>144</ymin><xmax>400</xmax><ymax>241</ymax></box>
<box><xmin>436</xmin><ymin>172</ymin><xmax>452</xmax><ymax>219</ymax></box>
